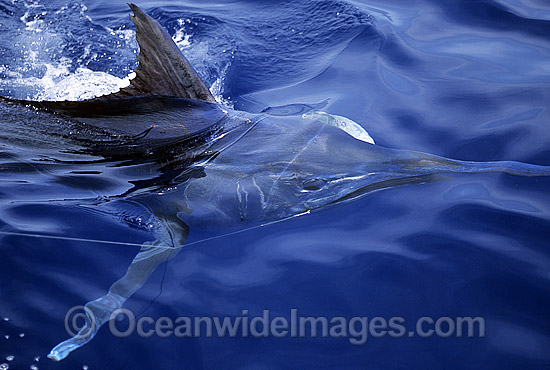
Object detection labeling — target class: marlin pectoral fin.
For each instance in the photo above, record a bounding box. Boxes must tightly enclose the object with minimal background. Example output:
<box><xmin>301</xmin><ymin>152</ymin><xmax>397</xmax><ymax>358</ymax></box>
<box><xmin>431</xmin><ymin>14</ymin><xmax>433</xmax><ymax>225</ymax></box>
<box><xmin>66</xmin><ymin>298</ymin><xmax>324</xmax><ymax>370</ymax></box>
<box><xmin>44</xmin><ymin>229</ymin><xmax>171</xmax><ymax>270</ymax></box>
<box><xmin>48</xmin><ymin>213</ymin><xmax>188</xmax><ymax>361</ymax></box>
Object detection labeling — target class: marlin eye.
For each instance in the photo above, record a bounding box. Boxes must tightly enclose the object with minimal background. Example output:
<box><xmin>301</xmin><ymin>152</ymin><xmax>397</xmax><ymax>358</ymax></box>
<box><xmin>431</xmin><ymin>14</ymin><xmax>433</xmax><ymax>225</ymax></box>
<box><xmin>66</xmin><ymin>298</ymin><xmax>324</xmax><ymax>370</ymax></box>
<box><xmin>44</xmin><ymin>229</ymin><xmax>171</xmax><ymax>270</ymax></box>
<box><xmin>302</xmin><ymin>178</ymin><xmax>326</xmax><ymax>191</ymax></box>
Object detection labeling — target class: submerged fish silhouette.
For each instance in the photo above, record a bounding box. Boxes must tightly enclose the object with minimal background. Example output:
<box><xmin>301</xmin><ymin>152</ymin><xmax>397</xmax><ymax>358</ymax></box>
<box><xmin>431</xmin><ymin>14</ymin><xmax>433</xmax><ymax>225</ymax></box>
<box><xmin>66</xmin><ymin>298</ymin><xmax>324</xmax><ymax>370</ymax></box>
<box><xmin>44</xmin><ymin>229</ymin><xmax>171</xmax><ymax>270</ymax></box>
<box><xmin>1</xmin><ymin>3</ymin><xmax>549</xmax><ymax>361</ymax></box>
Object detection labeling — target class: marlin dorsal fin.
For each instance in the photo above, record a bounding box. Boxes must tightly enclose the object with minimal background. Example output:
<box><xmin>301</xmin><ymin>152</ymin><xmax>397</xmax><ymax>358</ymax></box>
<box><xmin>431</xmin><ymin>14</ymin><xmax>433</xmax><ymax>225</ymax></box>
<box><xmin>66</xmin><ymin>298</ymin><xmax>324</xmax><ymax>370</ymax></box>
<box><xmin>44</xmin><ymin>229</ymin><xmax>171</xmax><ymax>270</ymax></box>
<box><xmin>104</xmin><ymin>3</ymin><xmax>216</xmax><ymax>102</ymax></box>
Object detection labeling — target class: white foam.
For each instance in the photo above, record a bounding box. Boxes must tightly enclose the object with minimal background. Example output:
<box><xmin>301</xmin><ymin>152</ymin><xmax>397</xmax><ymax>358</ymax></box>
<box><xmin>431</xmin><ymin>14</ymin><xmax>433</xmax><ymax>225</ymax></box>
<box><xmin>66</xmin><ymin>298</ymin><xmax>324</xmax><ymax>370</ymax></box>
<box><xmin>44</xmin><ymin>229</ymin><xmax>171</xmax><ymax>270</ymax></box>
<box><xmin>1</xmin><ymin>61</ymin><xmax>132</xmax><ymax>101</ymax></box>
<box><xmin>36</xmin><ymin>67</ymin><xmax>131</xmax><ymax>101</ymax></box>
<box><xmin>210</xmin><ymin>66</ymin><xmax>233</xmax><ymax>108</ymax></box>
<box><xmin>172</xmin><ymin>24</ymin><xmax>191</xmax><ymax>48</ymax></box>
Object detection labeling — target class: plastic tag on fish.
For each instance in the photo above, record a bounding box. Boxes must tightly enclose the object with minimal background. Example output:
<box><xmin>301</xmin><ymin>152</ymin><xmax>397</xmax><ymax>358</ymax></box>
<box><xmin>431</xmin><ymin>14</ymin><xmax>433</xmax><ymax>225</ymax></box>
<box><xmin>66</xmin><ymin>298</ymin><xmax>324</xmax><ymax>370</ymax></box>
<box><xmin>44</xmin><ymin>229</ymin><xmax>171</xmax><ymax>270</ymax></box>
<box><xmin>302</xmin><ymin>110</ymin><xmax>375</xmax><ymax>144</ymax></box>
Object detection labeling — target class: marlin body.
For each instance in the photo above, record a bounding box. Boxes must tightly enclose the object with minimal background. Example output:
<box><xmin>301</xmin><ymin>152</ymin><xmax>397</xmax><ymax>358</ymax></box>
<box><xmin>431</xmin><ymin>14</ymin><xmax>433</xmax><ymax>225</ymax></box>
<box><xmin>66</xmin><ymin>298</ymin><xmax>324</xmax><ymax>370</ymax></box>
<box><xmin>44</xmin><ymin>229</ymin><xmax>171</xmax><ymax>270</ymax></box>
<box><xmin>1</xmin><ymin>4</ymin><xmax>549</xmax><ymax>361</ymax></box>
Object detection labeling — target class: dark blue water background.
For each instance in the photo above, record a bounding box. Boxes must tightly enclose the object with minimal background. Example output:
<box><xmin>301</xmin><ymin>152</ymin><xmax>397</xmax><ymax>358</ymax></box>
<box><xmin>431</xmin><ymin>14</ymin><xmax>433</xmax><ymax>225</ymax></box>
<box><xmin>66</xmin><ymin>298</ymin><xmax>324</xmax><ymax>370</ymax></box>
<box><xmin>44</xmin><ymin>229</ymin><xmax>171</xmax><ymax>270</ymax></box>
<box><xmin>1</xmin><ymin>0</ymin><xmax>550</xmax><ymax>369</ymax></box>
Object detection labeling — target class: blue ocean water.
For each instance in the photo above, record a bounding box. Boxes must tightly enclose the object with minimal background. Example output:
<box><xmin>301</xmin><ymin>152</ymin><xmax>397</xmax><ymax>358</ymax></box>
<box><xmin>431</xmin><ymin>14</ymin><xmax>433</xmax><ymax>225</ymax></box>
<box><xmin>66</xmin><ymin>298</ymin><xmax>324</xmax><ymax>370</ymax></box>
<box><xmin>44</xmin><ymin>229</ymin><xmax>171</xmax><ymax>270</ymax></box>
<box><xmin>0</xmin><ymin>0</ymin><xmax>549</xmax><ymax>369</ymax></box>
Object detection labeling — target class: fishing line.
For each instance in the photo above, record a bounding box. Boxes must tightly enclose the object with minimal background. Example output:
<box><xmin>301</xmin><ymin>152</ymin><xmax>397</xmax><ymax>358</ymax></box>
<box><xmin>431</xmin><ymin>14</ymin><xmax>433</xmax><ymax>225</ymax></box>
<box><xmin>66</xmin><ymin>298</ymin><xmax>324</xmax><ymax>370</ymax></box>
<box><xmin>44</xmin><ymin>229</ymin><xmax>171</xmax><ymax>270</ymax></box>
<box><xmin>0</xmin><ymin>210</ymin><xmax>311</xmax><ymax>250</ymax></box>
<box><xmin>0</xmin><ymin>231</ymin><xmax>144</xmax><ymax>247</ymax></box>
<box><xmin>184</xmin><ymin>210</ymin><xmax>310</xmax><ymax>248</ymax></box>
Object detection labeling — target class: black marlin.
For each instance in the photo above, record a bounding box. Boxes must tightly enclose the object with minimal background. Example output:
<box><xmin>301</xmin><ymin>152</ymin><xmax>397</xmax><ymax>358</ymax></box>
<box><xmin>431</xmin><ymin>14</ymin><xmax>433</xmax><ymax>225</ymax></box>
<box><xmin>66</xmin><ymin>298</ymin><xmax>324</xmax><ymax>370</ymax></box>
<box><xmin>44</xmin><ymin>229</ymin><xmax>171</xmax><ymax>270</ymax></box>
<box><xmin>1</xmin><ymin>3</ymin><xmax>549</xmax><ymax>361</ymax></box>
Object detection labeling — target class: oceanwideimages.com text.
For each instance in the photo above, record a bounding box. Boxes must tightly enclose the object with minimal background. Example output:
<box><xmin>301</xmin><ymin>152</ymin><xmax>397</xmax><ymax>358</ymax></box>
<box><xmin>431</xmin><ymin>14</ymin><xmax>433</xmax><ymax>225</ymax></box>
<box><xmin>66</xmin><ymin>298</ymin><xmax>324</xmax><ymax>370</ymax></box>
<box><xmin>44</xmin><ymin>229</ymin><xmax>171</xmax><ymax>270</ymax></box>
<box><xmin>66</xmin><ymin>306</ymin><xmax>485</xmax><ymax>345</ymax></box>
